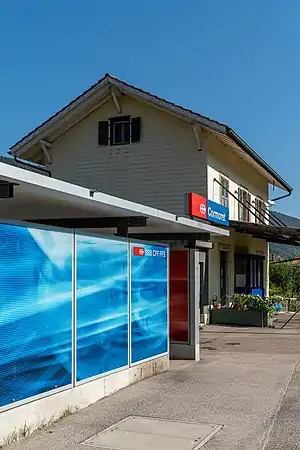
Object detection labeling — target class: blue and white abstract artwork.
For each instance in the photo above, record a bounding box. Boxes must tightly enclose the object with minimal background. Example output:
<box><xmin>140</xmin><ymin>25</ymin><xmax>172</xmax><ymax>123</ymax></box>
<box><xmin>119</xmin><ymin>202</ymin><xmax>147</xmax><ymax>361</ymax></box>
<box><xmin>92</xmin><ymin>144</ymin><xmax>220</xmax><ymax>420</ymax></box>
<box><xmin>76</xmin><ymin>234</ymin><xmax>129</xmax><ymax>382</ymax></box>
<box><xmin>0</xmin><ymin>223</ymin><xmax>73</xmax><ymax>408</ymax></box>
<box><xmin>130</xmin><ymin>243</ymin><xmax>168</xmax><ymax>364</ymax></box>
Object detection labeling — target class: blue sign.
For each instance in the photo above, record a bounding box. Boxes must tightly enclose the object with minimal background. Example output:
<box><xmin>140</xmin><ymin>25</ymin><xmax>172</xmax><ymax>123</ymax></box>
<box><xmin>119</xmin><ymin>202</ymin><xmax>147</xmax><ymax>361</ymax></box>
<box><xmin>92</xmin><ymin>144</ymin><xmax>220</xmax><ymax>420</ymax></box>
<box><xmin>130</xmin><ymin>243</ymin><xmax>168</xmax><ymax>364</ymax></box>
<box><xmin>76</xmin><ymin>234</ymin><xmax>129</xmax><ymax>382</ymax></box>
<box><xmin>0</xmin><ymin>223</ymin><xmax>73</xmax><ymax>408</ymax></box>
<box><xmin>207</xmin><ymin>200</ymin><xmax>229</xmax><ymax>226</ymax></box>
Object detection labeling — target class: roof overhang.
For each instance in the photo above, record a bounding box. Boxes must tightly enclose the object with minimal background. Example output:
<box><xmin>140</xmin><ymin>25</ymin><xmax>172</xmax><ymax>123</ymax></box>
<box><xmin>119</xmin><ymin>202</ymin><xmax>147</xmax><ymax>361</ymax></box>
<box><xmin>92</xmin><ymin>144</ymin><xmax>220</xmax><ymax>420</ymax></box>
<box><xmin>0</xmin><ymin>162</ymin><xmax>229</xmax><ymax>237</ymax></box>
<box><xmin>230</xmin><ymin>220</ymin><xmax>300</xmax><ymax>246</ymax></box>
<box><xmin>9</xmin><ymin>74</ymin><xmax>292</xmax><ymax>193</ymax></box>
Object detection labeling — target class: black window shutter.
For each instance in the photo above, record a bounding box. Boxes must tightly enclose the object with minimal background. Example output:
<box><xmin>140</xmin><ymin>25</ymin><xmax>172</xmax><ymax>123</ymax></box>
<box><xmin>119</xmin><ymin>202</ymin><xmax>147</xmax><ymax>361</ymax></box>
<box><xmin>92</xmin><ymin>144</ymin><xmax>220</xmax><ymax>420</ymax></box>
<box><xmin>98</xmin><ymin>121</ymin><xmax>109</xmax><ymax>145</ymax></box>
<box><xmin>131</xmin><ymin>117</ymin><xmax>141</xmax><ymax>143</ymax></box>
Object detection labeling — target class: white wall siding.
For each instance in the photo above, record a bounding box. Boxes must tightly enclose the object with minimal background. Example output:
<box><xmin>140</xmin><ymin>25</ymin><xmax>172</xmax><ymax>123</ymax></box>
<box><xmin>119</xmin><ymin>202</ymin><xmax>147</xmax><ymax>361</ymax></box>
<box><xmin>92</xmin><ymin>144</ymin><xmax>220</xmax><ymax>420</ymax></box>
<box><xmin>206</xmin><ymin>133</ymin><xmax>269</xmax><ymax>223</ymax></box>
<box><xmin>47</xmin><ymin>95</ymin><xmax>207</xmax><ymax>217</ymax></box>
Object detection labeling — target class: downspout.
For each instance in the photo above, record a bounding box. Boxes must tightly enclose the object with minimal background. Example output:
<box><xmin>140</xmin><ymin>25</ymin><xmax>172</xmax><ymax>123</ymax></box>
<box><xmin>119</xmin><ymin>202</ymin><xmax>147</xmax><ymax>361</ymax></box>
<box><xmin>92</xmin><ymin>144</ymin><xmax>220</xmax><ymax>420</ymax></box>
<box><xmin>13</xmin><ymin>156</ymin><xmax>52</xmax><ymax>177</ymax></box>
<box><xmin>270</xmin><ymin>190</ymin><xmax>292</xmax><ymax>202</ymax></box>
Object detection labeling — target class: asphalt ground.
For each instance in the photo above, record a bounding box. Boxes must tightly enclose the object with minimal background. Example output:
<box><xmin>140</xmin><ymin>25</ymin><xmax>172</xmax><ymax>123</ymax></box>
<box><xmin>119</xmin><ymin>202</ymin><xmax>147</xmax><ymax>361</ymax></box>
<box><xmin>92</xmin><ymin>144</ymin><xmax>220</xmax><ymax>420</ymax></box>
<box><xmin>8</xmin><ymin>314</ymin><xmax>300</xmax><ymax>449</ymax></box>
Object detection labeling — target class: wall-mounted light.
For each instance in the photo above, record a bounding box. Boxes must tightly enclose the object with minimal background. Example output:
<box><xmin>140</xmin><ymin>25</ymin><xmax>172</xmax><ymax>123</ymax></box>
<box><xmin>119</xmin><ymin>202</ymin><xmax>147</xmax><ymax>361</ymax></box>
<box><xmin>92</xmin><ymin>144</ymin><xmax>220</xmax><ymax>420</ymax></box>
<box><xmin>0</xmin><ymin>181</ymin><xmax>15</xmax><ymax>199</ymax></box>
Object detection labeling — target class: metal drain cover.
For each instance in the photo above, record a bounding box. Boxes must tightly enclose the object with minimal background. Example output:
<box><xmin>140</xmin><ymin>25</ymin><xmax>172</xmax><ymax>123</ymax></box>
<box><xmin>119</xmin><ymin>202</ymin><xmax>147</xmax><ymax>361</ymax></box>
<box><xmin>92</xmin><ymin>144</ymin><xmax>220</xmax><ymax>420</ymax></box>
<box><xmin>83</xmin><ymin>416</ymin><xmax>222</xmax><ymax>450</ymax></box>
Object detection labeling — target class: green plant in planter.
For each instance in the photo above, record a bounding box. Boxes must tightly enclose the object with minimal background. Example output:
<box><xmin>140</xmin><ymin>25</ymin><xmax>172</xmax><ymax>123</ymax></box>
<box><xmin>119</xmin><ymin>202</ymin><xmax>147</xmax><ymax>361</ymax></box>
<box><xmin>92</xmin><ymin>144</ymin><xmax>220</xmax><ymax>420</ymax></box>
<box><xmin>230</xmin><ymin>294</ymin><xmax>275</xmax><ymax>314</ymax></box>
<box><xmin>231</xmin><ymin>294</ymin><xmax>249</xmax><ymax>310</ymax></box>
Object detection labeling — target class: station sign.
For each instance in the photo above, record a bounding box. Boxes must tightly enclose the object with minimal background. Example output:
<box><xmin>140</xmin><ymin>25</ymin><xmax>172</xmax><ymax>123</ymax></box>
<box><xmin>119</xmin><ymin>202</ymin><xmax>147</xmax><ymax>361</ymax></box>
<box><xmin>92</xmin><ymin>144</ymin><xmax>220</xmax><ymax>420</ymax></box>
<box><xmin>187</xmin><ymin>192</ymin><xmax>229</xmax><ymax>227</ymax></box>
<box><xmin>187</xmin><ymin>192</ymin><xmax>207</xmax><ymax>219</ymax></box>
<box><xmin>207</xmin><ymin>200</ymin><xmax>229</xmax><ymax>226</ymax></box>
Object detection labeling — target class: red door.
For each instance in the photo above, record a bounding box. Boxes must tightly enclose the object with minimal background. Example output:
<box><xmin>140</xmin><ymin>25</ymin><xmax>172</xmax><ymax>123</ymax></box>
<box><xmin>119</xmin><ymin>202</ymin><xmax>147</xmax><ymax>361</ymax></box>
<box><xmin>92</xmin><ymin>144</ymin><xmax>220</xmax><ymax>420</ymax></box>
<box><xmin>169</xmin><ymin>250</ymin><xmax>189</xmax><ymax>342</ymax></box>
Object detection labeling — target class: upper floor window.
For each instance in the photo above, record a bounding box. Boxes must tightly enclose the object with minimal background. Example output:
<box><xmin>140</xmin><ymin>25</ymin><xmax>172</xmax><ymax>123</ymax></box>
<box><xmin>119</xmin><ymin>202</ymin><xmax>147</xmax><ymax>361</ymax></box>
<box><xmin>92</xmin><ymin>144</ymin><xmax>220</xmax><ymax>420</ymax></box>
<box><xmin>238</xmin><ymin>188</ymin><xmax>251</xmax><ymax>222</ymax></box>
<box><xmin>98</xmin><ymin>116</ymin><xmax>141</xmax><ymax>146</ymax></box>
<box><xmin>112</xmin><ymin>117</ymin><xmax>131</xmax><ymax>145</ymax></box>
<box><xmin>255</xmin><ymin>198</ymin><xmax>266</xmax><ymax>224</ymax></box>
<box><xmin>220</xmin><ymin>176</ymin><xmax>229</xmax><ymax>208</ymax></box>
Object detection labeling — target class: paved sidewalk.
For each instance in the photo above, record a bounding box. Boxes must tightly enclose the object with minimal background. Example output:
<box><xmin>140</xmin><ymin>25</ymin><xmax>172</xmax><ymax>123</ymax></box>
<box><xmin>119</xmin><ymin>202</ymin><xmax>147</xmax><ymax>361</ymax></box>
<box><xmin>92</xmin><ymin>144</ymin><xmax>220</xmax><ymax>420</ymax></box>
<box><xmin>8</xmin><ymin>326</ymin><xmax>300</xmax><ymax>450</ymax></box>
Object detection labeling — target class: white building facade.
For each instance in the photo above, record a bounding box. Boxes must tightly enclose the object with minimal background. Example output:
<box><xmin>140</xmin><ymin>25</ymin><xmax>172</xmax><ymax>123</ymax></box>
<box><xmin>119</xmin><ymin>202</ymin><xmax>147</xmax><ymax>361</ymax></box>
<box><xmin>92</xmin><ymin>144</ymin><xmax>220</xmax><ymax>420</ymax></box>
<box><xmin>10</xmin><ymin>74</ymin><xmax>293</xmax><ymax>324</ymax></box>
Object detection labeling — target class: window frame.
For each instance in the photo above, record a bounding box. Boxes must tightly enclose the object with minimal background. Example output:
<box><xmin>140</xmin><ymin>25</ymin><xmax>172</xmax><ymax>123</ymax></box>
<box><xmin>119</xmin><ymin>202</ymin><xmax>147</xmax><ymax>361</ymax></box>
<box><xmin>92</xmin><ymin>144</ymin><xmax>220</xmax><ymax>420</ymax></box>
<box><xmin>220</xmin><ymin>175</ymin><xmax>229</xmax><ymax>208</ymax></box>
<box><xmin>255</xmin><ymin>197</ymin><xmax>266</xmax><ymax>224</ymax></box>
<box><xmin>238</xmin><ymin>187</ymin><xmax>251</xmax><ymax>222</ymax></box>
<box><xmin>98</xmin><ymin>116</ymin><xmax>141</xmax><ymax>147</ymax></box>
<box><xmin>234</xmin><ymin>253</ymin><xmax>264</xmax><ymax>293</ymax></box>
<box><xmin>112</xmin><ymin>120</ymin><xmax>131</xmax><ymax>146</ymax></box>
<box><xmin>109</xmin><ymin>115</ymin><xmax>131</xmax><ymax>146</ymax></box>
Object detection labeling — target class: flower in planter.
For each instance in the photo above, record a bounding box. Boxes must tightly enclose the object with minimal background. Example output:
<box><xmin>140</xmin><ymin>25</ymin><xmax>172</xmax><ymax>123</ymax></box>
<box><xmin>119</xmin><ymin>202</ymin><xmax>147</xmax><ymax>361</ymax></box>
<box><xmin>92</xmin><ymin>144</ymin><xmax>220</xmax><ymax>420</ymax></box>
<box><xmin>212</xmin><ymin>295</ymin><xmax>222</xmax><ymax>310</ymax></box>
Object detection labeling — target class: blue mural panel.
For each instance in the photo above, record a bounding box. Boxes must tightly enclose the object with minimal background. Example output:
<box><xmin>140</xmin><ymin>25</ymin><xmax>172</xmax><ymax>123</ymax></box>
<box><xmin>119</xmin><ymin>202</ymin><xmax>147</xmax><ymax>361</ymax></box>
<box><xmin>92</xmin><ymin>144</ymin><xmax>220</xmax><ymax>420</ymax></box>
<box><xmin>76</xmin><ymin>234</ymin><xmax>128</xmax><ymax>382</ymax></box>
<box><xmin>0</xmin><ymin>223</ymin><xmax>73</xmax><ymax>408</ymax></box>
<box><xmin>130</xmin><ymin>243</ymin><xmax>168</xmax><ymax>364</ymax></box>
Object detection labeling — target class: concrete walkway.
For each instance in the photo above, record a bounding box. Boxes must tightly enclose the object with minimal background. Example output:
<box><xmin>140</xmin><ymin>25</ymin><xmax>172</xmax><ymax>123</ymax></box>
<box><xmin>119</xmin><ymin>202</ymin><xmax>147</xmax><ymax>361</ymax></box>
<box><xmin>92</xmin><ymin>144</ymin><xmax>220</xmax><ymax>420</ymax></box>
<box><xmin>8</xmin><ymin>323</ymin><xmax>300</xmax><ymax>450</ymax></box>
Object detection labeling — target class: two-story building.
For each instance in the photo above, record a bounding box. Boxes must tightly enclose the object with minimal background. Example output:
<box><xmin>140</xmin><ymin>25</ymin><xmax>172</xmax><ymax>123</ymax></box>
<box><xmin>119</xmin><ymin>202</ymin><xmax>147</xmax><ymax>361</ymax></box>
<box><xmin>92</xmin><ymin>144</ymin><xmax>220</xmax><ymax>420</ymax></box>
<box><xmin>9</xmin><ymin>73</ymin><xmax>297</xmax><ymax>329</ymax></box>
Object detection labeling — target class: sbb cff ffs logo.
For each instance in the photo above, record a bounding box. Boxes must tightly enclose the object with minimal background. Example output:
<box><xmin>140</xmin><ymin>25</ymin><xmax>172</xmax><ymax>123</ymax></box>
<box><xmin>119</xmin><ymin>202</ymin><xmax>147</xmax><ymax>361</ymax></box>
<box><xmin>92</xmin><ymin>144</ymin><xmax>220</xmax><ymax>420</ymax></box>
<box><xmin>187</xmin><ymin>192</ymin><xmax>207</xmax><ymax>220</ymax></box>
<box><xmin>199</xmin><ymin>202</ymin><xmax>206</xmax><ymax>216</ymax></box>
<box><xmin>132</xmin><ymin>246</ymin><xmax>167</xmax><ymax>258</ymax></box>
<box><xmin>133</xmin><ymin>246</ymin><xmax>145</xmax><ymax>257</ymax></box>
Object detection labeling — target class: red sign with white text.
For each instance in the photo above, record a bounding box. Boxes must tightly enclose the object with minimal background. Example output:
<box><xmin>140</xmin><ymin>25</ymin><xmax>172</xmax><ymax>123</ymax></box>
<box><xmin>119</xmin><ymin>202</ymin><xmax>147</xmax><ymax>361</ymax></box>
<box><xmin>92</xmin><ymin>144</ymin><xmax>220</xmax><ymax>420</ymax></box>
<box><xmin>187</xmin><ymin>192</ymin><xmax>207</xmax><ymax>219</ymax></box>
<box><xmin>133</xmin><ymin>246</ymin><xmax>145</xmax><ymax>257</ymax></box>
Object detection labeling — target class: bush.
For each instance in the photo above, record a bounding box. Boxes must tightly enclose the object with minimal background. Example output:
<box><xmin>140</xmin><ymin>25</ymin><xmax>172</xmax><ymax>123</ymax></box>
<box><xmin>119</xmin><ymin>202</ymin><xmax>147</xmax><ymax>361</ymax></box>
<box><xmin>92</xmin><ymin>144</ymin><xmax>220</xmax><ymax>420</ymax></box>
<box><xmin>286</xmin><ymin>298</ymin><xmax>300</xmax><ymax>312</ymax></box>
<box><xmin>269</xmin><ymin>262</ymin><xmax>300</xmax><ymax>297</ymax></box>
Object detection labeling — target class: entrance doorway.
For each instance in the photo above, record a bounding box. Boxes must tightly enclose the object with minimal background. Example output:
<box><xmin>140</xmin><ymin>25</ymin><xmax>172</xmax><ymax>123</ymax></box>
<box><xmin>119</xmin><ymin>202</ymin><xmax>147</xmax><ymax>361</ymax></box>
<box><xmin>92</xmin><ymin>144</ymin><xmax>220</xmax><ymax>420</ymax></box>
<box><xmin>220</xmin><ymin>251</ymin><xmax>227</xmax><ymax>304</ymax></box>
<box><xmin>234</xmin><ymin>253</ymin><xmax>265</xmax><ymax>296</ymax></box>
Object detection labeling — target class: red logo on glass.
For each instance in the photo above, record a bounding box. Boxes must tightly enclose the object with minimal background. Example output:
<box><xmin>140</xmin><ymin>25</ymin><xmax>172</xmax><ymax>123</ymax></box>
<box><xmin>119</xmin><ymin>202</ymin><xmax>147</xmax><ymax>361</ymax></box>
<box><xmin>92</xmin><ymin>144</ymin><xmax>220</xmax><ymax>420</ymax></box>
<box><xmin>187</xmin><ymin>192</ymin><xmax>207</xmax><ymax>219</ymax></box>
<box><xmin>133</xmin><ymin>246</ymin><xmax>145</xmax><ymax>256</ymax></box>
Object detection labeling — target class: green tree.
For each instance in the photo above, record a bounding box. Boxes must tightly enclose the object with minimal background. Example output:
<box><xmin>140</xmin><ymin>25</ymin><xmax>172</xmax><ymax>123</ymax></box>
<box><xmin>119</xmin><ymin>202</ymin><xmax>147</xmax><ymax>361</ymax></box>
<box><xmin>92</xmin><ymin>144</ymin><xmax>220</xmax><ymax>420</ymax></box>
<box><xmin>269</xmin><ymin>262</ymin><xmax>300</xmax><ymax>297</ymax></box>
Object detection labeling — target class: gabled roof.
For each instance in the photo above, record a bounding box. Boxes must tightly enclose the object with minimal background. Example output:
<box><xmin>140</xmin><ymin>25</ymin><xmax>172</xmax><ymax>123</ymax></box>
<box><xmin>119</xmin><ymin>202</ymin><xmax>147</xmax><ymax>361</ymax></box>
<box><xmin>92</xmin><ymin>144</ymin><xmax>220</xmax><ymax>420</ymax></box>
<box><xmin>9</xmin><ymin>73</ymin><xmax>292</xmax><ymax>192</ymax></box>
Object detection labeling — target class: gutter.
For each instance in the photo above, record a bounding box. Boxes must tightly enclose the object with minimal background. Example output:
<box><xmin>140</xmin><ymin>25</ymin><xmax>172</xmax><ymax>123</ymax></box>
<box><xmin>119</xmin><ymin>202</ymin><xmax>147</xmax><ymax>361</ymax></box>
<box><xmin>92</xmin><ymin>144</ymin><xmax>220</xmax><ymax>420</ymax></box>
<box><xmin>13</xmin><ymin>156</ymin><xmax>52</xmax><ymax>177</ymax></box>
<box><xmin>227</xmin><ymin>127</ymin><xmax>293</xmax><ymax>195</ymax></box>
<box><xmin>270</xmin><ymin>190</ymin><xmax>292</xmax><ymax>202</ymax></box>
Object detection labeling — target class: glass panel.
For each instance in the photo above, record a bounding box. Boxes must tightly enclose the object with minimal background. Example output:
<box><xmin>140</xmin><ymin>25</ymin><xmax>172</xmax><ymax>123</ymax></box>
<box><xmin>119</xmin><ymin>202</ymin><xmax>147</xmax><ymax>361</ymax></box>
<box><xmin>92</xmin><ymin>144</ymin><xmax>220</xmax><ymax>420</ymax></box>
<box><xmin>235</xmin><ymin>256</ymin><xmax>247</xmax><ymax>288</ymax></box>
<box><xmin>238</xmin><ymin>189</ymin><xmax>250</xmax><ymax>221</ymax></box>
<box><xmin>76</xmin><ymin>234</ymin><xmax>128</xmax><ymax>381</ymax></box>
<box><xmin>255</xmin><ymin>199</ymin><xmax>266</xmax><ymax>224</ymax></box>
<box><xmin>252</xmin><ymin>259</ymin><xmax>257</xmax><ymax>287</ymax></box>
<box><xmin>258</xmin><ymin>260</ymin><xmax>263</xmax><ymax>287</ymax></box>
<box><xmin>131</xmin><ymin>243</ymin><xmax>168</xmax><ymax>363</ymax></box>
<box><xmin>220</xmin><ymin>177</ymin><xmax>229</xmax><ymax>208</ymax></box>
<box><xmin>113</xmin><ymin>121</ymin><xmax>130</xmax><ymax>145</ymax></box>
<box><xmin>238</xmin><ymin>189</ymin><xmax>243</xmax><ymax>221</ymax></box>
<box><xmin>0</xmin><ymin>224</ymin><xmax>73</xmax><ymax>408</ymax></box>
<box><xmin>236</xmin><ymin>274</ymin><xmax>247</xmax><ymax>288</ymax></box>
<box><xmin>257</xmin><ymin>263</ymin><xmax>261</xmax><ymax>287</ymax></box>
<box><xmin>243</xmin><ymin>192</ymin><xmax>250</xmax><ymax>222</ymax></box>
<box><xmin>113</xmin><ymin>122</ymin><xmax>122</xmax><ymax>144</ymax></box>
<box><xmin>236</xmin><ymin>257</ymin><xmax>246</xmax><ymax>274</ymax></box>
<box><xmin>123</xmin><ymin>121</ymin><xmax>130</xmax><ymax>143</ymax></box>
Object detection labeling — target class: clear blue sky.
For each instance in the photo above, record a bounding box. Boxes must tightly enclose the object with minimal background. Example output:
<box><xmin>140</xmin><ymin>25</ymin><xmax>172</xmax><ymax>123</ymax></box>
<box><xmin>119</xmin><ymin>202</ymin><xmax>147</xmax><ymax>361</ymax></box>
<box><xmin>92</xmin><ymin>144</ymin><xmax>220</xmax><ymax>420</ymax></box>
<box><xmin>0</xmin><ymin>0</ymin><xmax>299</xmax><ymax>215</ymax></box>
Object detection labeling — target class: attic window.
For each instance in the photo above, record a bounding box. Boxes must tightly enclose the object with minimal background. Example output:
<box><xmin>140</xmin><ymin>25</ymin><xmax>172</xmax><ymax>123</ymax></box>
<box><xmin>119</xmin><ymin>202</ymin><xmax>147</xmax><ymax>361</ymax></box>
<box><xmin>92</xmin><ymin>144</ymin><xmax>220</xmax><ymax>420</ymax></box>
<box><xmin>111</xmin><ymin>116</ymin><xmax>130</xmax><ymax>145</ymax></box>
<box><xmin>98</xmin><ymin>116</ymin><xmax>141</xmax><ymax>146</ymax></box>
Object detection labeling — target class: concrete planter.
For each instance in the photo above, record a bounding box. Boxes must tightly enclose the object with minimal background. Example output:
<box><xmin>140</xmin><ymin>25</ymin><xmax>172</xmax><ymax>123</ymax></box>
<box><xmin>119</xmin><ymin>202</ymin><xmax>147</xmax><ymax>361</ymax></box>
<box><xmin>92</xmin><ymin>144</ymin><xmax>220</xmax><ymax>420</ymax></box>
<box><xmin>210</xmin><ymin>309</ymin><xmax>269</xmax><ymax>327</ymax></box>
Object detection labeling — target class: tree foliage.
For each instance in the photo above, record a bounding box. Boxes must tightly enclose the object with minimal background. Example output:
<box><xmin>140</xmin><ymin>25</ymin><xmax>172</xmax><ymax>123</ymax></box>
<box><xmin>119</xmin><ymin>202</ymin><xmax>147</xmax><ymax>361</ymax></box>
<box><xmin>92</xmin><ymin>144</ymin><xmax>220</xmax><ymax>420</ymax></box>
<box><xmin>269</xmin><ymin>262</ymin><xmax>300</xmax><ymax>297</ymax></box>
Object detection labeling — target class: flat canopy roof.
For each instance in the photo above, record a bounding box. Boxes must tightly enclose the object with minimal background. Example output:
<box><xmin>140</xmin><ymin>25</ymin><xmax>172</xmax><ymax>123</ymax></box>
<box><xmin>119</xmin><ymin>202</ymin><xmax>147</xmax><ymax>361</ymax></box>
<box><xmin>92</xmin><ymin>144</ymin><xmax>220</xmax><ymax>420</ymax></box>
<box><xmin>0</xmin><ymin>163</ymin><xmax>229</xmax><ymax>237</ymax></box>
<box><xmin>230</xmin><ymin>221</ymin><xmax>300</xmax><ymax>246</ymax></box>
